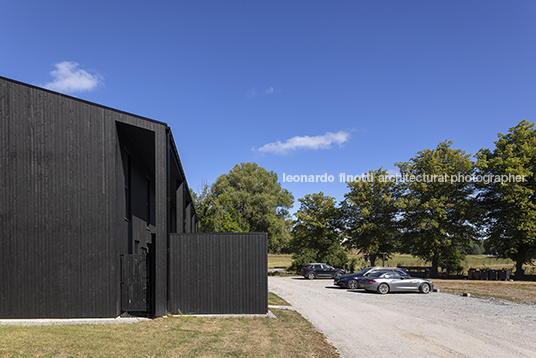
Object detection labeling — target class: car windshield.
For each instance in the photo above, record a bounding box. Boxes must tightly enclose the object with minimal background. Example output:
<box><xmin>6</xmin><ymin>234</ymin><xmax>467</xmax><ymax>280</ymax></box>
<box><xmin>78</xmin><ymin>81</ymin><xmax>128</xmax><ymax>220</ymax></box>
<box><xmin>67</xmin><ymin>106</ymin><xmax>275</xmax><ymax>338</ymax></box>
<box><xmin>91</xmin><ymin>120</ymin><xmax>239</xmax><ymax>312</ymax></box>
<box><xmin>386</xmin><ymin>273</ymin><xmax>401</xmax><ymax>279</ymax></box>
<box><xmin>354</xmin><ymin>268</ymin><xmax>371</xmax><ymax>275</ymax></box>
<box><xmin>367</xmin><ymin>271</ymin><xmax>384</xmax><ymax>278</ymax></box>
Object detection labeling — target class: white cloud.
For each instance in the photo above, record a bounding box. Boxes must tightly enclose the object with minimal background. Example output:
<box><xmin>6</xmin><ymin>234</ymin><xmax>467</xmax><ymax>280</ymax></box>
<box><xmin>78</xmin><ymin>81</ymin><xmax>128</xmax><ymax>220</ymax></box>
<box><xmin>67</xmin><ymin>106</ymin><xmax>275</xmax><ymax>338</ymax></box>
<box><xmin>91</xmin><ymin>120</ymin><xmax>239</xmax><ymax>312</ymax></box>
<box><xmin>265</xmin><ymin>86</ymin><xmax>282</xmax><ymax>95</ymax></box>
<box><xmin>43</xmin><ymin>61</ymin><xmax>103</xmax><ymax>93</ymax></box>
<box><xmin>247</xmin><ymin>86</ymin><xmax>280</xmax><ymax>99</ymax></box>
<box><xmin>257</xmin><ymin>131</ymin><xmax>350</xmax><ymax>155</ymax></box>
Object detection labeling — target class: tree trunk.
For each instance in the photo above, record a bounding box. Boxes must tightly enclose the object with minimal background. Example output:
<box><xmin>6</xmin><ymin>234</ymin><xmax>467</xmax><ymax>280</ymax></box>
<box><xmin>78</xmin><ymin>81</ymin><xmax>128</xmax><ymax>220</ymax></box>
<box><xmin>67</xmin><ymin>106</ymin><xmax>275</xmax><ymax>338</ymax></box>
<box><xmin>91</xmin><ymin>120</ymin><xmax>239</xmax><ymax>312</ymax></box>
<box><xmin>369</xmin><ymin>254</ymin><xmax>377</xmax><ymax>267</ymax></box>
<box><xmin>431</xmin><ymin>255</ymin><xmax>439</xmax><ymax>278</ymax></box>
<box><xmin>514</xmin><ymin>260</ymin><xmax>525</xmax><ymax>279</ymax></box>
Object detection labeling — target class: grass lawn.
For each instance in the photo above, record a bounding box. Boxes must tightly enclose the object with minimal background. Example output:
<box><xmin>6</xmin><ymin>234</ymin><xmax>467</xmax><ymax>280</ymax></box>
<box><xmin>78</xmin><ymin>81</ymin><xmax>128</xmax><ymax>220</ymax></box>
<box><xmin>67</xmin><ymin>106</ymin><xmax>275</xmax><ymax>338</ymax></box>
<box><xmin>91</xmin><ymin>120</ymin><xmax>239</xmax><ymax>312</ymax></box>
<box><xmin>267</xmin><ymin>254</ymin><xmax>295</xmax><ymax>269</ymax></box>
<box><xmin>432</xmin><ymin>280</ymin><xmax>536</xmax><ymax>304</ymax></box>
<box><xmin>0</xmin><ymin>293</ymin><xmax>338</xmax><ymax>358</ymax></box>
<box><xmin>269</xmin><ymin>253</ymin><xmax>536</xmax><ymax>276</ymax></box>
<box><xmin>268</xmin><ymin>292</ymin><xmax>290</xmax><ymax>306</ymax></box>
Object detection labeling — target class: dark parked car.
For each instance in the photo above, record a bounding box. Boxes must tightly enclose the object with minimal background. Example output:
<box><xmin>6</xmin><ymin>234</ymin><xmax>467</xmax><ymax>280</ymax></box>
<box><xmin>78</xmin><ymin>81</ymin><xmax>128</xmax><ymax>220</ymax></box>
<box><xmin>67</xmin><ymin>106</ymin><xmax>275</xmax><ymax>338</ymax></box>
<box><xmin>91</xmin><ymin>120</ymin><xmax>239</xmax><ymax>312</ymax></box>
<box><xmin>359</xmin><ymin>271</ymin><xmax>433</xmax><ymax>294</ymax></box>
<box><xmin>300</xmin><ymin>263</ymin><xmax>346</xmax><ymax>279</ymax></box>
<box><xmin>334</xmin><ymin>267</ymin><xmax>409</xmax><ymax>289</ymax></box>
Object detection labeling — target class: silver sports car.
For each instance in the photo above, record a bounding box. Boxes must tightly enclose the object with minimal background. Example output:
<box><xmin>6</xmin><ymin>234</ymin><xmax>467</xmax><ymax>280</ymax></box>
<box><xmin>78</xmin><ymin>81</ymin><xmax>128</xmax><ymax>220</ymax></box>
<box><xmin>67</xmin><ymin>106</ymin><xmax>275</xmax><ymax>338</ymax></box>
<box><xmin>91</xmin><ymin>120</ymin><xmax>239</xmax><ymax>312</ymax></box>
<box><xmin>359</xmin><ymin>271</ymin><xmax>433</xmax><ymax>294</ymax></box>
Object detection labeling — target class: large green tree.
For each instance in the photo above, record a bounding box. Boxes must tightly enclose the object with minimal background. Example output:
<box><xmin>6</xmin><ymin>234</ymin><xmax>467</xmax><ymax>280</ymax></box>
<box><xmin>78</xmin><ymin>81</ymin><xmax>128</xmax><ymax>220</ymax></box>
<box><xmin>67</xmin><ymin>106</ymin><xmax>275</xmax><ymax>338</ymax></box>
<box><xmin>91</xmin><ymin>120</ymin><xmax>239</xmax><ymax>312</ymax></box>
<box><xmin>475</xmin><ymin>120</ymin><xmax>536</xmax><ymax>278</ymax></box>
<box><xmin>341</xmin><ymin>168</ymin><xmax>401</xmax><ymax>266</ymax></box>
<box><xmin>290</xmin><ymin>192</ymin><xmax>347</xmax><ymax>269</ymax></box>
<box><xmin>195</xmin><ymin>162</ymin><xmax>294</xmax><ymax>253</ymax></box>
<box><xmin>396</xmin><ymin>140</ymin><xmax>476</xmax><ymax>276</ymax></box>
<box><xmin>192</xmin><ymin>184</ymin><xmax>243</xmax><ymax>233</ymax></box>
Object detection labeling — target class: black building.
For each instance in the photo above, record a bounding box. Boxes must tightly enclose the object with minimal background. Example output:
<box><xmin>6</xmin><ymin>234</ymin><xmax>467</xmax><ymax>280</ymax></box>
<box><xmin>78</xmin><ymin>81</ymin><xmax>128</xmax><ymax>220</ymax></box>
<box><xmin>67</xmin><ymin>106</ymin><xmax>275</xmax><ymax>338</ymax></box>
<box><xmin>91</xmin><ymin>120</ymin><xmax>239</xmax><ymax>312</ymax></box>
<box><xmin>0</xmin><ymin>76</ymin><xmax>267</xmax><ymax>319</ymax></box>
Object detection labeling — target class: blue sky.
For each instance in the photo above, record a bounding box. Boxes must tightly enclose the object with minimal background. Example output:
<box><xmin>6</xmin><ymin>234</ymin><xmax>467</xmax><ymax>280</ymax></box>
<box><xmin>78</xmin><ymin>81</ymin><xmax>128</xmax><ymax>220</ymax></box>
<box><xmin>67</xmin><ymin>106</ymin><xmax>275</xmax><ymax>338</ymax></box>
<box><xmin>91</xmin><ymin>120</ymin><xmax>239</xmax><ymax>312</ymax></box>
<box><xmin>2</xmin><ymin>1</ymin><xmax>535</xmax><ymax>212</ymax></box>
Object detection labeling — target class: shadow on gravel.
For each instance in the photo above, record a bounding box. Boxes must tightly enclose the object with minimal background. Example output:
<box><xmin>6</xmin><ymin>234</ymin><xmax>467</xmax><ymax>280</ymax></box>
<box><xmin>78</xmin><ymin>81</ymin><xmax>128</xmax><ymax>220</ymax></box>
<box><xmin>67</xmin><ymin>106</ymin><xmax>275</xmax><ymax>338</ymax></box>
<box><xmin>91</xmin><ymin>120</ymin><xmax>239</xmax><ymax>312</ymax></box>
<box><xmin>292</xmin><ymin>277</ymin><xmax>339</xmax><ymax>280</ymax></box>
<box><xmin>346</xmin><ymin>290</ymin><xmax>429</xmax><ymax>295</ymax></box>
<box><xmin>346</xmin><ymin>290</ymin><xmax>374</xmax><ymax>294</ymax></box>
<box><xmin>322</xmin><ymin>286</ymin><xmax>374</xmax><ymax>294</ymax></box>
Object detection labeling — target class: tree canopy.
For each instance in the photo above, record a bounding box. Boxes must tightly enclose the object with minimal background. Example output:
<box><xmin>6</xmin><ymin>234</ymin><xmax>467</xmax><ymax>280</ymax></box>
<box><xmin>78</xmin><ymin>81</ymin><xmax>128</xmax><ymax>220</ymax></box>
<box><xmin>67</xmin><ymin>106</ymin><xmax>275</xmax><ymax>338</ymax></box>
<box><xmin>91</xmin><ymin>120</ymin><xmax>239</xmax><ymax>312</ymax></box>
<box><xmin>341</xmin><ymin>168</ymin><xmax>401</xmax><ymax>266</ymax></box>
<box><xmin>476</xmin><ymin>120</ymin><xmax>536</xmax><ymax>277</ymax></box>
<box><xmin>193</xmin><ymin>162</ymin><xmax>294</xmax><ymax>253</ymax></box>
<box><xmin>290</xmin><ymin>192</ymin><xmax>348</xmax><ymax>269</ymax></box>
<box><xmin>192</xmin><ymin>185</ymin><xmax>244</xmax><ymax>234</ymax></box>
<box><xmin>396</xmin><ymin>140</ymin><xmax>476</xmax><ymax>275</ymax></box>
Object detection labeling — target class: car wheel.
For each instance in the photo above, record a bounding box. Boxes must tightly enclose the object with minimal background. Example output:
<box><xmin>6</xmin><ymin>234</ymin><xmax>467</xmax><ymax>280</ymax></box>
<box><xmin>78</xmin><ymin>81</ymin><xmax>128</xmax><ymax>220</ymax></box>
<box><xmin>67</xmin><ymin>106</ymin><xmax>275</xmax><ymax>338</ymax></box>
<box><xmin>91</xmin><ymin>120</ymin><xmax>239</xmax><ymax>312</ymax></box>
<box><xmin>306</xmin><ymin>272</ymin><xmax>316</xmax><ymax>280</ymax></box>
<box><xmin>348</xmin><ymin>279</ymin><xmax>359</xmax><ymax>289</ymax></box>
<box><xmin>377</xmin><ymin>283</ymin><xmax>389</xmax><ymax>294</ymax></box>
<box><xmin>419</xmin><ymin>283</ymin><xmax>431</xmax><ymax>294</ymax></box>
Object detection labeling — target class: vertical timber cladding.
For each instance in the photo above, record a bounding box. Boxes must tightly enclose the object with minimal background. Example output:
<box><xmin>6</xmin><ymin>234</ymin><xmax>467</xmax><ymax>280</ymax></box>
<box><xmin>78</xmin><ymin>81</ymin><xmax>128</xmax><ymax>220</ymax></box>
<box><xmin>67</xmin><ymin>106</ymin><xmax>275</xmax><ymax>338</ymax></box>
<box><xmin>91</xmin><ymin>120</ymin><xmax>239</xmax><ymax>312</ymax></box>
<box><xmin>0</xmin><ymin>77</ymin><xmax>118</xmax><ymax>318</ymax></box>
<box><xmin>169</xmin><ymin>233</ymin><xmax>268</xmax><ymax>314</ymax></box>
<box><xmin>0</xmin><ymin>76</ymin><xmax>172</xmax><ymax>318</ymax></box>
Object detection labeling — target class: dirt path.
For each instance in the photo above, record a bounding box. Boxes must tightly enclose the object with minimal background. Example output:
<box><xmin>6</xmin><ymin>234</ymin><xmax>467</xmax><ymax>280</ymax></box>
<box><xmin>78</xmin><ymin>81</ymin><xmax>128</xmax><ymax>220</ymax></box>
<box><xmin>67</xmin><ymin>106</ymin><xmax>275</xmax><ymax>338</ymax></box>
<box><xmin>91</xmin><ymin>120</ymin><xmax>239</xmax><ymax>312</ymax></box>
<box><xmin>269</xmin><ymin>276</ymin><xmax>536</xmax><ymax>358</ymax></box>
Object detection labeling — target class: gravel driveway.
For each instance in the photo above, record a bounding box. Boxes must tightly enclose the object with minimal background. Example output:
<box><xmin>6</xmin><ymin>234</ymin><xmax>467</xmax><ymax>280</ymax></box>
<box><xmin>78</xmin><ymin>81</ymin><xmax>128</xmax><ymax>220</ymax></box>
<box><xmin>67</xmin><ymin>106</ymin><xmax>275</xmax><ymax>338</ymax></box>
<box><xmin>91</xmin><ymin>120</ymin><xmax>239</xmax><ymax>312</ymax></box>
<box><xmin>269</xmin><ymin>276</ymin><xmax>536</xmax><ymax>358</ymax></box>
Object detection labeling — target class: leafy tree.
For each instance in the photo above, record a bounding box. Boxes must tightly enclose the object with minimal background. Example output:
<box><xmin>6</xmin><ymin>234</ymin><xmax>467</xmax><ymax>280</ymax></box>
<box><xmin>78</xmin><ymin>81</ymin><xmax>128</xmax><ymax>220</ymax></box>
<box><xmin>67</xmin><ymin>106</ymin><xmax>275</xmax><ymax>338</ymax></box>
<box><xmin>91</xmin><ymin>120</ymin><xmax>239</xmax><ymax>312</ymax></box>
<box><xmin>218</xmin><ymin>193</ymin><xmax>245</xmax><ymax>233</ymax></box>
<box><xmin>466</xmin><ymin>240</ymin><xmax>485</xmax><ymax>255</ymax></box>
<box><xmin>191</xmin><ymin>184</ymin><xmax>220</xmax><ymax>232</ymax></box>
<box><xmin>475</xmin><ymin>120</ymin><xmax>536</xmax><ymax>278</ymax></box>
<box><xmin>341</xmin><ymin>168</ymin><xmax>401</xmax><ymax>266</ymax></box>
<box><xmin>396</xmin><ymin>140</ymin><xmax>476</xmax><ymax>276</ymax></box>
<box><xmin>347</xmin><ymin>257</ymin><xmax>359</xmax><ymax>273</ymax></box>
<box><xmin>290</xmin><ymin>192</ymin><xmax>348</xmax><ymax>270</ymax></box>
<box><xmin>191</xmin><ymin>184</ymin><xmax>244</xmax><ymax>233</ymax></box>
<box><xmin>210</xmin><ymin>162</ymin><xmax>294</xmax><ymax>253</ymax></box>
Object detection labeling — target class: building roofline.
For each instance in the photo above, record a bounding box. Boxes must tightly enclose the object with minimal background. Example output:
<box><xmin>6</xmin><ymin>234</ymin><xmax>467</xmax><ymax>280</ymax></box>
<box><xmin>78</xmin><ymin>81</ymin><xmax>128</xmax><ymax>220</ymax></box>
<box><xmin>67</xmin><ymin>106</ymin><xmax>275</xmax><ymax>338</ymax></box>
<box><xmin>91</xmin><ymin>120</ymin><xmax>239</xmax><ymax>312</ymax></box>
<box><xmin>1</xmin><ymin>75</ymin><xmax>197</xmax><ymax>218</ymax></box>
<box><xmin>0</xmin><ymin>75</ymin><xmax>168</xmax><ymax>127</ymax></box>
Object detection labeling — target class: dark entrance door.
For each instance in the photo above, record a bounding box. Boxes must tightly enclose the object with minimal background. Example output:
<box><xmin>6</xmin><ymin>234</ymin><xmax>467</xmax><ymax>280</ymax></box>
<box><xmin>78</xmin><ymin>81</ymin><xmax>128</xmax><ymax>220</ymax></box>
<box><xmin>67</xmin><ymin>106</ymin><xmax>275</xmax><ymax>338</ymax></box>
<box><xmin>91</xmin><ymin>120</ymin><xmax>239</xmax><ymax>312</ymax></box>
<box><xmin>121</xmin><ymin>254</ymin><xmax>149</xmax><ymax>312</ymax></box>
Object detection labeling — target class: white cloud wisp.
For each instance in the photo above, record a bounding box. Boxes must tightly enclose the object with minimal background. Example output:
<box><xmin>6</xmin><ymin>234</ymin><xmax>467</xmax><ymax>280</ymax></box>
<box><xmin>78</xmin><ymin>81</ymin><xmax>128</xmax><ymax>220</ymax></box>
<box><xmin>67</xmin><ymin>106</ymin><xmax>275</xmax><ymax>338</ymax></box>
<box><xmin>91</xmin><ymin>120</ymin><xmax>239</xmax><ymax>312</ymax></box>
<box><xmin>257</xmin><ymin>131</ymin><xmax>350</xmax><ymax>155</ymax></box>
<box><xmin>44</xmin><ymin>61</ymin><xmax>103</xmax><ymax>93</ymax></box>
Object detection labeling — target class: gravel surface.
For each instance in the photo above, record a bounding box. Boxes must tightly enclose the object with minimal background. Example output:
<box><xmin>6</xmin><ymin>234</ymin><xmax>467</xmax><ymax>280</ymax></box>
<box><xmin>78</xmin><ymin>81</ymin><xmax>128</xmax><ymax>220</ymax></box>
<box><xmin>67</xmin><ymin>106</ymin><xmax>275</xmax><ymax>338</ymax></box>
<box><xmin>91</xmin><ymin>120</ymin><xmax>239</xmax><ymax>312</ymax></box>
<box><xmin>269</xmin><ymin>276</ymin><xmax>536</xmax><ymax>358</ymax></box>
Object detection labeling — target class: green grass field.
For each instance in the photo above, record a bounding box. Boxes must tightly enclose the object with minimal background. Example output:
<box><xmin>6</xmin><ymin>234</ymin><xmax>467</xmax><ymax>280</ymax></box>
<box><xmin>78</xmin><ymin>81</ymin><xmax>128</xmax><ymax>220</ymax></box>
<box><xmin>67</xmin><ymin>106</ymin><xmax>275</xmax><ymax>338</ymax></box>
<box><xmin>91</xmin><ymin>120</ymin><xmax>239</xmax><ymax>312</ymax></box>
<box><xmin>0</xmin><ymin>293</ymin><xmax>338</xmax><ymax>358</ymax></box>
<box><xmin>269</xmin><ymin>253</ymin><xmax>536</xmax><ymax>276</ymax></box>
<box><xmin>268</xmin><ymin>254</ymin><xmax>295</xmax><ymax>269</ymax></box>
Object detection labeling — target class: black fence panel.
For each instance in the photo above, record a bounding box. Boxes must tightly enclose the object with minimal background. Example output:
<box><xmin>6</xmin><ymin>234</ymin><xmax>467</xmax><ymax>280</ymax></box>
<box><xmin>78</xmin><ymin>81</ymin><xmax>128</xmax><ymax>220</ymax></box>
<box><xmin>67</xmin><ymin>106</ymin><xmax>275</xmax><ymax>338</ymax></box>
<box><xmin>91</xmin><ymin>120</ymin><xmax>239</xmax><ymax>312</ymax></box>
<box><xmin>168</xmin><ymin>233</ymin><xmax>267</xmax><ymax>315</ymax></box>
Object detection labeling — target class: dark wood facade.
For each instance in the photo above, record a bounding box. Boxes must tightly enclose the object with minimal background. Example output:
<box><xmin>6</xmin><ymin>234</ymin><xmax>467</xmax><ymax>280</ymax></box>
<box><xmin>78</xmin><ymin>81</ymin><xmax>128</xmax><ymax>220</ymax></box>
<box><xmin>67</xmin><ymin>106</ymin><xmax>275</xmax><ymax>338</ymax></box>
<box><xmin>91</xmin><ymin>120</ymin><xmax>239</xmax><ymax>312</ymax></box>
<box><xmin>168</xmin><ymin>233</ymin><xmax>268</xmax><ymax>315</ymax></box>
<box><xmin>0</xmin><ymin>76</ymin><xmax>207</xmax><ymax>318</ymax></box>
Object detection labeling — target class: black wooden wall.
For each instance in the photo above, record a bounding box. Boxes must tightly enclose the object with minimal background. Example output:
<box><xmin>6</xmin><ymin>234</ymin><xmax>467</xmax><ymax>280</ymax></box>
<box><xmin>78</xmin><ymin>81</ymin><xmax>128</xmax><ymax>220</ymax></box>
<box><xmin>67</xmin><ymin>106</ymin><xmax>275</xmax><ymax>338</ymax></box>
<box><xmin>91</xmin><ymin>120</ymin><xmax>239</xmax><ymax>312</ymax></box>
<box><xmin>168</xmin><ymin>233</ymin><xmax>268</xmax><ymax>315</ymax></box>
<box><xmin>0</xmin><ymin>78</ymin><xmax>118</xmax><ymax>318</ymax></box>
<box><xmin>0</xmin><ymin>76</ymin><xmax>171</xmax><ymax>318</ymax></box>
